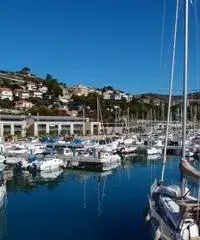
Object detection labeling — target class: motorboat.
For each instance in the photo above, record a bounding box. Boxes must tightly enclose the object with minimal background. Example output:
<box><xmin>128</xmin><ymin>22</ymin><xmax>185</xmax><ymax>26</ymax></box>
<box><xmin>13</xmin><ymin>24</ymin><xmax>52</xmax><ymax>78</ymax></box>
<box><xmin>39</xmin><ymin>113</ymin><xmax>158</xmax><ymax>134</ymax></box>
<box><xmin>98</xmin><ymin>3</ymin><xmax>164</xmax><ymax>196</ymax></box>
<box><xmin>39</xmin><ymin>158</ymin><xmax>64</xmax><ymax>172</ymax></box>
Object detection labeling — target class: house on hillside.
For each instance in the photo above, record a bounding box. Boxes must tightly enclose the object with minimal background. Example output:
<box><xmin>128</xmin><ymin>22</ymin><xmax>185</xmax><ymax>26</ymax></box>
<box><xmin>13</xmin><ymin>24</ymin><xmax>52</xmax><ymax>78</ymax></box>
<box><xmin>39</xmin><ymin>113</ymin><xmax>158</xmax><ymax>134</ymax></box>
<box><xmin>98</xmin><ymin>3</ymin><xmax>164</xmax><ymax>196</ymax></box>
<box><xmin>113</xmin><ymin>94</ymin><xmax>122</xmax><ymax>100</ymax></box>
<box><xmin>127</xmin><ymin>95</ymin><xmax>133</xmax><ymax>102</ymax></box>
<box><xmin>59</xmin><ymin>94</ymin><xmax>71</xmax><ymax>103</ymax></box>
<box><xmin>15</xmin><ymin>100</ymin><xmax>33</xmax><ymax>110</ymax></box>
<box><xmin>38</xmin><ymin>86</ymin><xmax>48</xmax><ymax>93</ymax></box>
<box><xmin>61</xmin><ymin>87</ymin><xmax>71</xmax><ymax>99</ymax></box>
<box><xmin>71</xmin><ymin>84</ymin><xmax>90</xmax><ymax>97</ymax></box>
<box><xmin>95</xmin><ymin>90</ymin><xmax>102</xmax><ymax>95</ymax></box>
<box><xmin>0</xmin><ymin>87</ymin><xmax>13</xmax><ymax>101</ymax></box>
<box><xmin>103</xmin><ymin>90</ymin><xmax>113</xmax><ymax>100</ymax></box>
<box><xmin>141</xmin><ymin>98</ymin><xmax>150</xmax><ymax>104</ymax></box>
<box><xmin>30</xmin><ymin>91</ymin><xmax>43</xmax><ymax>98</ymax></box>
<box><xmin>26</xmin><ymin>83</ymin><xmax>37</xmax><ymax>91</ymax></box>
<box><xmin>19</xmin><ymin>91</ymin><xmax>30</xmax><ymax>99</ymax></box>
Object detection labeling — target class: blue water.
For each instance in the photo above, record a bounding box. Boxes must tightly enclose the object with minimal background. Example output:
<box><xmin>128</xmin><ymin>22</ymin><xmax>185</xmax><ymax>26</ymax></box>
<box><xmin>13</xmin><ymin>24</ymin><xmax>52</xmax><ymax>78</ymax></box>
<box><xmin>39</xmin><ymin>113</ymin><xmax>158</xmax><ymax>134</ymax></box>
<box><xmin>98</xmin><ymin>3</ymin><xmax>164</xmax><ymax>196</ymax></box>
<box><xmin>2</xmin><ymin>156</ymin><xmax>182</xmax><ymax>240</ymax></box>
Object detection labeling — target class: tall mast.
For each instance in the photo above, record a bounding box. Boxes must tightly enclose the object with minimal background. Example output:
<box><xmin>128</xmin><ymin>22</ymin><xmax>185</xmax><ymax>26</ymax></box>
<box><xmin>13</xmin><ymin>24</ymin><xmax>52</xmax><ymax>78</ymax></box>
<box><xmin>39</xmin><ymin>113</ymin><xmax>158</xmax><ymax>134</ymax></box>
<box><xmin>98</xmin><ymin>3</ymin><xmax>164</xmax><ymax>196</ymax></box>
<box><xmin>181</xmin><ymin>0</ymin><xmax>189</xmax><ymax>194</ymax></box>
<box><xmin>127</xmin><ymin>107</ymin><xmax>130</xmax><ymax>135</ymax></box>
<box><xmin>161</xmin><ymin>0</ymin><xmax>179</xmax><ymax>182</ymax></box>
<box><xmin>182</xmin><ymin>0</ymin><xmax>188</xmax><ymax>160</ymax></box>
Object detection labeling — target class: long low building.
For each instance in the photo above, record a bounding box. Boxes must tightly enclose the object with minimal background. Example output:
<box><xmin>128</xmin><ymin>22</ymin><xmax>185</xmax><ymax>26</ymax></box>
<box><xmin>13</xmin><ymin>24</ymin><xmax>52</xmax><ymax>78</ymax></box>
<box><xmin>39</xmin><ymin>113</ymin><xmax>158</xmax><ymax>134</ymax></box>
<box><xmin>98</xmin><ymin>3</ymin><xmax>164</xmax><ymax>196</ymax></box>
<box><xmin>0</xmin><ymin>115</ymin><xmax>101</xmax><ymax>137</ymax></box>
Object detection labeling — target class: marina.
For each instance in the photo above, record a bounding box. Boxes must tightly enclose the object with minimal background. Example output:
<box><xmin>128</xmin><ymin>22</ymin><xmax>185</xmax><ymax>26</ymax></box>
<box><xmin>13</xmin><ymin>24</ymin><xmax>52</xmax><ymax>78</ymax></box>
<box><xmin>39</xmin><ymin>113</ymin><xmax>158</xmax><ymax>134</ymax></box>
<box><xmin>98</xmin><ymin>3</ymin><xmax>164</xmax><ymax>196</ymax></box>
<box><xmin>0</xmin><ymin>129</ymin><xmax>199</xmax><ymax>239</ymax></box>
<box><xmin>1</xmin><ymin>0</ymin><xmax>200</xmax><ymax>239</ymax></box>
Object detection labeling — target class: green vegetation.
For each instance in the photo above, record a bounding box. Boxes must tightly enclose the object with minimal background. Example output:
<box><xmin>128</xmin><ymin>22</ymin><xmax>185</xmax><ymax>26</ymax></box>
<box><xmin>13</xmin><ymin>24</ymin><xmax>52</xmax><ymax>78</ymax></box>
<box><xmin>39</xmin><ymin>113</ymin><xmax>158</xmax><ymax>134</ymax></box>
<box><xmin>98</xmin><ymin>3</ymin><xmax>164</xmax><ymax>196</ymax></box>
<box><xmin>0</xmin><ymin>99</ymin><xmax>15</xmax><ymax>109</ymax></box>
<box><xmin>29</xmin><ymin>106</ymin><xmax>60</xmax><ymax>116</ymax></box>
<box><xmin>19</xmin><ymin>67</ymin><xmax>31</xmax><ymax>74</ymax></box>
<box><xmin>44</xmin><ymin>74</ymin><xmax>63</xmax><ymax>98</ymax></box>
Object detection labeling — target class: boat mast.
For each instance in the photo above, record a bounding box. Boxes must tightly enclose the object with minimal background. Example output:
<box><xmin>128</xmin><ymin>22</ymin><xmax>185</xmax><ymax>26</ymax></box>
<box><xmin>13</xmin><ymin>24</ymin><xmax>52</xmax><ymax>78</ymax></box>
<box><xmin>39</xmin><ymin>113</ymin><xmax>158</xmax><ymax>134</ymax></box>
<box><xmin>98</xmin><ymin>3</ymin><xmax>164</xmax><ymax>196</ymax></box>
<box><xmin>181</xmin><ymin>0</ymin><xmax>189</xmax><ymax>194</ymax></box>
<box><xmin>127</xmin><ymin>107</ymin><xmax>130</xmax><ymax>135</ymax></box>
<box><xmin>161</xmin><ymin>0</ymin><xmax>179</xmax><ymax>182</ymax></box>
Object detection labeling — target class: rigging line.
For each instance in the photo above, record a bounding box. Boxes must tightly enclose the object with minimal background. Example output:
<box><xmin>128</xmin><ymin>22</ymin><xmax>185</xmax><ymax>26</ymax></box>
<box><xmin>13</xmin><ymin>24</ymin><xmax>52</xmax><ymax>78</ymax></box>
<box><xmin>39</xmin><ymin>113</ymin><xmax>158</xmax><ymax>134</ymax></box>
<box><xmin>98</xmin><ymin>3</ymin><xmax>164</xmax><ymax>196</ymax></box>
<box><xmin>193</xmin><ymin>0</ymin><xmax>200</xmax><ymax>90</ymax></box>
<box><xmin>162</xmin><ymin>0</ymin><xmax>183</xmax><ymax>70</ymax></box>
<box><xmin>161</xmin><ymin>0</ymin><xmax>179</xmax><ymax>182</ymax></box>
<box><xmin>160</xmin><ymin>0</ymin><xmax>166</xmax><ymax>69</ymax></box>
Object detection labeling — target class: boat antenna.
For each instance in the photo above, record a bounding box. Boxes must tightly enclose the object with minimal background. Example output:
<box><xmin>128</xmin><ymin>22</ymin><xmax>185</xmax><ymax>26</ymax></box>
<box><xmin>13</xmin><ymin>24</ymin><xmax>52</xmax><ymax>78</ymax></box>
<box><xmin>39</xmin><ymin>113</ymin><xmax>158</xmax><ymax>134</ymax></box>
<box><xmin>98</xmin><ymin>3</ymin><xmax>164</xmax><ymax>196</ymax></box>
<box><xmin>181</xmin><ymin>0</ymin><xmax>189</xmax><ymax>196</ymax></box>
<box><xmin>160</xmin><ymin>0</ymin><xmax>179</xmax><ymax>182</ymax></box>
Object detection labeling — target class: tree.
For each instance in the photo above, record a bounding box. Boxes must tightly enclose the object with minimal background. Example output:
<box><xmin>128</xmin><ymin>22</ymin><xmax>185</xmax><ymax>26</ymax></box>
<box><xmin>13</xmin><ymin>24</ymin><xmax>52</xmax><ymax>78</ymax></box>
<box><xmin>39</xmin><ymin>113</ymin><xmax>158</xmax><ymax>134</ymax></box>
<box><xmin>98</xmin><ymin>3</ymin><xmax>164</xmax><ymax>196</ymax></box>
<box><xmin>29</xmin><ymin>106</ymin><xmax>55</xmax><ymax>116</ymax></box>
<box><xmin>60</xmin><ymin>82</ymin><xmax>67</xmax><ymax>88</ymax></box>
<box><xmin>0</xmin><ymin>99</ymin><xmax>14</xmax><ymax>109</ymax></box>
<box><xmin>13</xmin><ymin>95</ymin><xmax>20</xmax><ymax>102</ymax></box>
<box><xmin>20</xmin><ymin>67</ymin><xmax>31</xmax><ymax>74</ymax></box>
<box><xmin>102</xmin><ymin>86</ymin><xmax>115</xmax><ymax>92</ymax></box>
<box><xmin>3</xmin><ymin>79</ymin><xmax>11</xmax><ymax>88</ymax></box>
<box><xmin>44</xmin><ymin>75</ymin><xmax>63</xmax><ymax>98</ymax></box>
<box><xmin>46</xmin><ymin>74</ymin><xmax>53</xmax><ymax>81</ymax></box>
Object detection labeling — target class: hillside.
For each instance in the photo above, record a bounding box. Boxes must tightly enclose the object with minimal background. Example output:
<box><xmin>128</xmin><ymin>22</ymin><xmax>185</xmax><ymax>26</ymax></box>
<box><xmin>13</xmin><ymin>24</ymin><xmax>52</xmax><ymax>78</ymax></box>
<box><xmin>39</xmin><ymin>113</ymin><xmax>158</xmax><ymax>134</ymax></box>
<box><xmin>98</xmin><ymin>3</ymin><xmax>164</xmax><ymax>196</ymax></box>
<box><xmin>0</xmin><ymin>68</ymin><xmax>199</xmax><ymax>122</ymax></box>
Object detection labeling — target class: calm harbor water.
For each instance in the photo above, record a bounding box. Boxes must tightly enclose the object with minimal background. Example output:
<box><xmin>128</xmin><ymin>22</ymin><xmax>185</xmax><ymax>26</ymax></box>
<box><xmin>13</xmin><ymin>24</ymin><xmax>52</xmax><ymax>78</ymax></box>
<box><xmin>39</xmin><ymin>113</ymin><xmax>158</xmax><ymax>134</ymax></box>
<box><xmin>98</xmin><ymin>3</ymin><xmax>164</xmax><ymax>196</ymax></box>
<box><xmin>1</xmin><ymin>156</ymin><xmax>182</xmax><ymax>240</ymax></box>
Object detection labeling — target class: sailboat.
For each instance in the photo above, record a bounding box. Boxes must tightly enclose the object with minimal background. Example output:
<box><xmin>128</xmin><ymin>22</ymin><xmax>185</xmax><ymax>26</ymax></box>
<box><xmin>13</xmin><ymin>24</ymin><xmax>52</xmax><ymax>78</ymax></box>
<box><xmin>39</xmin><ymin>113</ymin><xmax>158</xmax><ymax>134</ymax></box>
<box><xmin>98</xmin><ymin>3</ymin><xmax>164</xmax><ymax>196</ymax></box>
<box><xmin>147</xmin><ymin>0</ymin><xmax>200</xmax><ymax>239</ymax></box>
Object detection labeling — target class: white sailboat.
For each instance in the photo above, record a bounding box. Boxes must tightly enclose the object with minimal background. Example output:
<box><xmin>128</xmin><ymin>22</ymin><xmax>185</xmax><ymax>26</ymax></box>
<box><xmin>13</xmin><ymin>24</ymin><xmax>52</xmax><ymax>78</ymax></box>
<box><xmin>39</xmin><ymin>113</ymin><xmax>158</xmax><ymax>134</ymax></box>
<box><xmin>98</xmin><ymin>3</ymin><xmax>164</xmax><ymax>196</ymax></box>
<box><xmin>147</xmin><ymin>0</ymin><xmax>200</xmax><ymax>239</ymax></box>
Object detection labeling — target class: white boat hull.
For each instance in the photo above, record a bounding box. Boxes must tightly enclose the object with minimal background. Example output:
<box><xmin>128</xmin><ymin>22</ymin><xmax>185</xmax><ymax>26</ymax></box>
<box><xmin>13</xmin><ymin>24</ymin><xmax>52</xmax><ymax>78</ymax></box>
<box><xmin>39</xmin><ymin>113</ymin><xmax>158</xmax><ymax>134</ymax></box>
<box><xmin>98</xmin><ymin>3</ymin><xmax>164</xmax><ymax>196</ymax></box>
<box><xmin>40</xmin><ymin>158</ymin><xmax>64</xmax><ymax>172</ymax></box>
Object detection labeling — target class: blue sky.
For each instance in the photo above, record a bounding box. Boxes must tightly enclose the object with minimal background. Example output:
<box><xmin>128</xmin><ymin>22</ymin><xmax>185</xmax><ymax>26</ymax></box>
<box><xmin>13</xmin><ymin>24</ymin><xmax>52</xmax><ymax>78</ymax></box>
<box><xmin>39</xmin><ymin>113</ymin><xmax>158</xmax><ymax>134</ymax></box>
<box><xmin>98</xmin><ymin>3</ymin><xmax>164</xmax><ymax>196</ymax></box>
<box><xmin>0</xmin><ymin>0</ymin><xmax>199</xmax><ymax>94</ymax></box>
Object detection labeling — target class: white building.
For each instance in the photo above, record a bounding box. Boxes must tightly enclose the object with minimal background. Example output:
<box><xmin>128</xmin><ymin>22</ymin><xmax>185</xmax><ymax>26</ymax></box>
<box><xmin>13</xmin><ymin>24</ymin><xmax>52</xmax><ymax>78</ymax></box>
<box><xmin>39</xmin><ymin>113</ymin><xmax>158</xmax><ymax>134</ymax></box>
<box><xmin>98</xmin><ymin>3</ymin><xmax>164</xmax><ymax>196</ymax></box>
<box><xmin>31</xmin><ymin>91</ymin><xmax>43</xmax><ymax>98</ymax></box>
<box><xmin>59</xmin><ymin>95</ymin><xmax>70</xmax><ymax>103</ymax></box>
<box><xmin>15</xmin><ymin>100</ymin><xmax>33</xmax><ymax>110</ymax></box>
<box><xmin>0</xmin><ymin>88</ymin><xmax>13</xmax><ymax>101</ymax></box>
<box><xmin>103</xmin><ymin>92</ymin><xmax>112</xmax><ymax>100</ymax></box>
<box><xmin>19</xmin><ymin>91</ymin><xmax>30</xmax><ymax>99</ymax></box>
<box><xmin>127</xmin><ymin>95</ymin><xmax>133</xmax><ymax>102</ymax></box>
<box><xmin>26</xmin><ymin>83</ymin><xmax>37</xmax><ymax>91</ymax></box>
<box><xmin>59</xmin><ymin>88</ymin><xmax>71</xmax><ymax>103</ymax></box>
<box><xmin>72</xmin><ymin>84</ymin><xmax>90</xmax><ymax>97</ymax></box>
<box><xmin>95</xmin><ymin>90</ymin><xmax>102</xmax><ymax>95</ymax></box>
<box><xmin>113</xmin><ymin>94</ymin><xmax>122</xmax><ymax>100</ymax></box>
<box><xmin>141</xmin><ymin>98</ymin><xmax>150</xmax><ymax>104</ymax></box>
<box><xmin>0</xmin><ymin>115</ymin><xmax>101</xmax><ymax>137</ymax></box>
<box><xmin>38</xmin><ymin>86</ymin><xmax>48</xmax><ymax>93</ymax></box>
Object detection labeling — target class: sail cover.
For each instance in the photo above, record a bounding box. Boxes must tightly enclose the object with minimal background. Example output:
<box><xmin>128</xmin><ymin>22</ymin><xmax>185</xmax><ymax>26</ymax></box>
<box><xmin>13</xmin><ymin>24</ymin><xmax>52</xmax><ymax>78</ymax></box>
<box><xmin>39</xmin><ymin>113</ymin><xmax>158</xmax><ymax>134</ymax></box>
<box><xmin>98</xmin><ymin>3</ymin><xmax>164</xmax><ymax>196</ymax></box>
<box><xmin>180</xmin><ymin>159</ymin><xmax>200</xmax><ymax>183</ymax></box>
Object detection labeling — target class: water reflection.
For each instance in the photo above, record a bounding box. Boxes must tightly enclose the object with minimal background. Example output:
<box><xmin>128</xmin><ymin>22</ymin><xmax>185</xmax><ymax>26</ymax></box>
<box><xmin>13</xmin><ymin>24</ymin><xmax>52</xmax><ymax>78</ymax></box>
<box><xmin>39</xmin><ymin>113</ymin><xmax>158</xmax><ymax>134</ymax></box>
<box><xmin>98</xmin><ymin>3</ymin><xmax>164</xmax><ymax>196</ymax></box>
<box><xmin>5</xmin><ymin>156</ymin><xmax>161</xmax><ymax>194</ymax></box>
<box><xmin>0</xmin><ymin>200</ymin><xmax>7</xmax><ymax>240</ymax></box>
<box><xmin>2</xmin><ymin>156</ymin><xmax>186</xmax><ymax>240</ymax></box>
<box><xmin>6</xmin><ymin>169</ymin><xmax>64</xmax><ymax>193</ymax></box>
